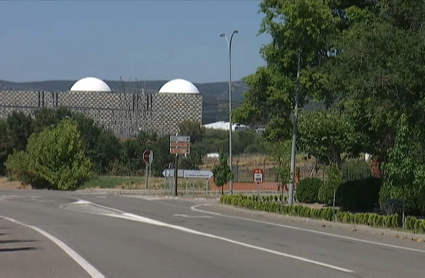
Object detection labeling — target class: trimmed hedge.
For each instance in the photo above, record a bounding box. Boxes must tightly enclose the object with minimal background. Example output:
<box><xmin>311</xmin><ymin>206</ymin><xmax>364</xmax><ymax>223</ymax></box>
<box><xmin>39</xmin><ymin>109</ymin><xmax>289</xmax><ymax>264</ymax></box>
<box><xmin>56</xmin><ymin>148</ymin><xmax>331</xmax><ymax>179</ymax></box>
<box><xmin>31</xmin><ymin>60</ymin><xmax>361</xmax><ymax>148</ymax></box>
<box><xmin>220</xmin><ymin>194</ymin><xmax>425</xmax><ymax>233</ymax></box>
<box><xmin>296</xmin><ymin>178</ymin><xmax>322</xmax><ymax>204</ymax></box>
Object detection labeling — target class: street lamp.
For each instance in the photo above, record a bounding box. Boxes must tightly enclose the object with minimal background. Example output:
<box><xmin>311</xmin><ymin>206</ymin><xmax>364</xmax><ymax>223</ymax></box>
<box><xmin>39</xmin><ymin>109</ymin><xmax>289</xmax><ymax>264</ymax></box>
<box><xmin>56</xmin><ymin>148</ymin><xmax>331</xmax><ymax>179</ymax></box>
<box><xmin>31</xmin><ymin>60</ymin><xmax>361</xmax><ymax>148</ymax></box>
<box><xmin>220</xmin><ymin>30</ymin><xmax>238</xmax><ymax>195</ymax></box>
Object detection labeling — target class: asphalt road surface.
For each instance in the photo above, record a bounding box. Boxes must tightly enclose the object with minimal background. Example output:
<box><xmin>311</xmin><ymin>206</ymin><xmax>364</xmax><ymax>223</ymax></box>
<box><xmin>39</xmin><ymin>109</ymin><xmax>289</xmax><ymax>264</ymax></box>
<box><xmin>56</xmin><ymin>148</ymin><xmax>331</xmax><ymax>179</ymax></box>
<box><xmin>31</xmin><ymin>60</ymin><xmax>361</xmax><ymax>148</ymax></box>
<box><xmin>1</xmin><ymin>190</ymin><xmax>424</xmax><ymax>278</ymax></box>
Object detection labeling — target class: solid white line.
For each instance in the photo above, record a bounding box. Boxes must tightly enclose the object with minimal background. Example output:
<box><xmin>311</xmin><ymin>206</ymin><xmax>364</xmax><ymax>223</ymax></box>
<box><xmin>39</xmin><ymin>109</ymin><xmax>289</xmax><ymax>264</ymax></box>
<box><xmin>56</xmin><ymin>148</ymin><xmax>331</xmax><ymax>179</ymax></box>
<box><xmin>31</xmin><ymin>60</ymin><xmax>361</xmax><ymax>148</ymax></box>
<box><xmin>191</xmin><ymin>204</ymin><xmax>425</xmax><ymax>254</ymax></box>
<box><xmin>104</xmin><ymin>209</ymin><xmax>354</xmax><ymax>273</ymax></box>
<box><xmin>0</xmin><ymin>215</ymin><xmax>105</xmax><ymax>278</ymax></box>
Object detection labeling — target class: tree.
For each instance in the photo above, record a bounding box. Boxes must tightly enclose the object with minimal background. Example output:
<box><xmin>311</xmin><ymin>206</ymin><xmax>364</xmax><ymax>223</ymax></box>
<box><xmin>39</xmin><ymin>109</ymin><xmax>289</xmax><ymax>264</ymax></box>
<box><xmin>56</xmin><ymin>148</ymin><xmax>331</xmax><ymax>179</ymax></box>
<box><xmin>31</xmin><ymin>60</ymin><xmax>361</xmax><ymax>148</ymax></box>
<box><xmin>178</xmin><ymin>121</ymin><xmax>205</xmax><ymax>144</ymax></box>
<box><xmin>33</xmin><ymin>108</ymin><xmax>73</xmax><ymax>133</ymax></box>
<box><xmin>0</xmin><ymin>120</ymin><xmax>13</xmax><ymax>174</ymax></box>
<box><xmin>6</xmin><ymin>111</ymin><xmax>33</xmax><ymax>151</ymax></box>
<box><xmin>380</xmin><ymin>114</ymin><xmax>425</xmax><ymax>220</ymax></box>
<box><xmin>5</xmin><ymin>119</ymin><xmax>92</xmax><ymax>190</ymax></box>
<box><xmin>212</xmin><ymin>153</ymin><xmax>234</xmax><ymax>195</ymax></box>
<box><xmin>320</xmin><ymin>2</ymin><xmax>425</xmax><ymax>167</ymax></box>
<box><xmin>233</xmin><ymin>0</ymin><xmax>339</xmax><ymax>140</ymax></box>
<box><xmin>298</xmin><ymin>110</ymin><xmax>363</xmax><ymax>167</ymax></box>
<box><xmin>318</xmin><ymin>163</ymin><xmax>343</xmax><ymax>209</ymax></box>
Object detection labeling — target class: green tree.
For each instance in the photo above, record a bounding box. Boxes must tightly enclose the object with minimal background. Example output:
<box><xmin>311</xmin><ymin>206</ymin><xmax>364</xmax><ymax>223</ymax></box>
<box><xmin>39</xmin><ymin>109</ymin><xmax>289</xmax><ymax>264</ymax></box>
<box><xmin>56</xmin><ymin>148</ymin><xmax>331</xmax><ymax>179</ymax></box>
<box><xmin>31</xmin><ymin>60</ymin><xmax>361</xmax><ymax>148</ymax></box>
<box><xmin>6</xmin><ymin>119</ymin><xmax>92</xmax><ymax>190</ymax></box>
<box><xmin>380</xmin><ymin>114</ymin><xmax>425</xmax><ymax>220</ymax></box>
<box><xmin>233</xmin><ymin>0</ymin><xmax>339</xmax><ymax>140</ymax></box>
<box><xmin>318</xmin><ymin>163</ymin><xmax>343</xmax><ymax>207</ymax></box>
<box><xmin>0</xmin><ymin>120</ymin><xmax>13</xmax><ymax>174</ymax></box>
<box><xmin>321</xmin><ymin>2</ymin><xmax>425</xmax><ymax>165</ymax></box>
<box><xmin>298</xmin><ymin>110</ymin><xmax>363</xmax><ymax>167</ymax></box>
<box><xmin>178</xmin><ymin>121</ymin><xmax>205</xmax><ymax>144</ymax></box>
<box><xmin>6</xmin><ymin>111</ymin><xmax>33</xmax><ymax>151</ymax></box>
<box><xmin>212</xmin><ymin>153</ymin><xmax>234</xmax><ymax>195</ymax></box>
<box><xmin>33</xmin><ymin>108</ymin><xmax>73</xmax><ymax>133</ymax></box>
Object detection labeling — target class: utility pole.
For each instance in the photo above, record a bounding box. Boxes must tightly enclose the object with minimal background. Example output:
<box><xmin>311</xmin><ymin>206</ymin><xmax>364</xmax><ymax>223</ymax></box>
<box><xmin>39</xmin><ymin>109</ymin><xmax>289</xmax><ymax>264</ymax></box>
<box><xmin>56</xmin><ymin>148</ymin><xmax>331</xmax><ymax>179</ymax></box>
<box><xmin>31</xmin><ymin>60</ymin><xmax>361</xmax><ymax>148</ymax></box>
<box><xmin>221</xmin><ymin>30</ymin><xmax>238</xmax><ymax>195</ymax></box>
<box><xmin>289</xmin><ymin>51</ymin><xmax>301</xmax><ymax>206</ymax></box>
<box><xmin>174</xmin><ymin>154</ymin><xmax>179</xmax><ymax>196</ymax></box>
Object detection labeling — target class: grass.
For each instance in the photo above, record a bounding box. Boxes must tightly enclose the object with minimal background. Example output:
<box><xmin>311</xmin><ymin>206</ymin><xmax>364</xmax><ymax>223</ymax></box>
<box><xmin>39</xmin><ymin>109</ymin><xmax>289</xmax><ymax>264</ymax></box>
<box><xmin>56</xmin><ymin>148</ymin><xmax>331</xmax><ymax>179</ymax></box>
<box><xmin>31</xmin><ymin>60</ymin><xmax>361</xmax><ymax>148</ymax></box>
<box><xmin>79</xmin><ymin>175</ymin><xmax>212</xmax><ymax>190</ymax></box>
<box><xmin>79</xmin><ymin>176</ymin><xmax>144</xmax><ymax>190</ymax></box>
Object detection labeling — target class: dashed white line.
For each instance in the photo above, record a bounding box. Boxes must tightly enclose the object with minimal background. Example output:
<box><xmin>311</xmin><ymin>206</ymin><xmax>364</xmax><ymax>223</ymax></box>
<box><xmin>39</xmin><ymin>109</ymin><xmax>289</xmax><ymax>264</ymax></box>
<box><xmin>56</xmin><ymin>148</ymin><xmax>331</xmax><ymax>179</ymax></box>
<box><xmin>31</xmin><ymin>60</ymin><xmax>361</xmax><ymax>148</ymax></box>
<box><xmin>0</xmin><ymin>215</ymin><xmax>105</xmax><ymax>278</ymax></box>
<box><xmin>191</xmin><ymin>204</ymin><xmax>425</xmax><ymax>254</ymax></box>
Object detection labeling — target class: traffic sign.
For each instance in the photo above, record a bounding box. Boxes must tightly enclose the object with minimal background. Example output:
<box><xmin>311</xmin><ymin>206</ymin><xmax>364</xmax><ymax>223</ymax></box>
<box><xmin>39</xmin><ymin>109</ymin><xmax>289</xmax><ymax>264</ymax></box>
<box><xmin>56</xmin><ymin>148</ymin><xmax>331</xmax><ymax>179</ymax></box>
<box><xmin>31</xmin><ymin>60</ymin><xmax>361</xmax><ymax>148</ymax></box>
<box><xmin>170</xmin><ymin>142</ymin><xmax>191</xmax><ymax>148</ymax></box>
<box><xmin>162</xmin><ymin>169</ymin><xmax>185</xmax><ymax>178</ymax></box>
<box><xmin>143</xmin><ymin>150</ymin><xmax>153</xmax><ymax>163</ymax></box>
<box><xmin>162</xmin><ymin>169</ymin><xmax>213</xmax><ymax>179</ymax></box>
<box><xmin>184</xmin><ymin>170</ymin><xmax>214</xmax><ymax>179</ymax></box>
<box><xmin>170</xmin><ymin>148</ymin><xmax>190</xmax><ymax>155</ymax></box>
<box><xmin>253</xmin><ymin>168</ymin><xmax>263</xmax><ymax>183</ymax></box>
<box><xmin>170</xmin><ymin>135</ymin><xmax>190</xmax><ymax>142</ymax></box>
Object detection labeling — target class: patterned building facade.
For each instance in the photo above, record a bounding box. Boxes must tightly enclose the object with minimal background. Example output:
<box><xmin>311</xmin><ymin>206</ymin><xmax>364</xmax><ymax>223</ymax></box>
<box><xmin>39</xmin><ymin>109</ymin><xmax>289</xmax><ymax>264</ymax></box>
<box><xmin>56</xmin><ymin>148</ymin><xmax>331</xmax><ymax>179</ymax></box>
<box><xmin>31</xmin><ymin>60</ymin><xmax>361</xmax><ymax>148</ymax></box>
<box><xmin>0</xmin><ymin>89</ymin><xmax>203</xmax><ymax>138</ymax></box>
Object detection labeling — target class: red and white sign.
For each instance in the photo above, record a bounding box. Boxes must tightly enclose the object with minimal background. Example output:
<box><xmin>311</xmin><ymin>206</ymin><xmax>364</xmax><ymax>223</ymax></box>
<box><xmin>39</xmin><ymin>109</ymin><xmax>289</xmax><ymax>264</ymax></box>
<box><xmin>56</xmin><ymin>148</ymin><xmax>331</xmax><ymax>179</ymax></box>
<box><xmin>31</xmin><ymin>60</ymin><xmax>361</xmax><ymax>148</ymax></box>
<box><xmin>253</xmin><ymin>168</ymin><xmax>263</xmax><ymax>183</ymax></box>
<box><xmin>143</xmin><ymin>150</ymin><xmax>153</xmax><ymax>163</ymax></box>
<box><xmin>170</xmin><ymin>148</ymin><xmax>190</xmax><ymax>155</ymax></box>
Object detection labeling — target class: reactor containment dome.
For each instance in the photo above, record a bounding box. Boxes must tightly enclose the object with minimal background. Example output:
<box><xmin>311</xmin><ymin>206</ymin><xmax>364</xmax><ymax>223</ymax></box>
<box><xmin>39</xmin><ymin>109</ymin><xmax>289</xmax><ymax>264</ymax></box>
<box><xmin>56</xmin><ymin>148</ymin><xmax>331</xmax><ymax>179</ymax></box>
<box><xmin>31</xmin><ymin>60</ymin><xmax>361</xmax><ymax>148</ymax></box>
<box><xmin>158</xmin><ymin>79</ymin><xmax>200</xmax><ymax>94</ymax></box>
<box><xmin>70</xmin><ymin>77</ymin><xmax>112</xmax><ymax>92</ymax></box>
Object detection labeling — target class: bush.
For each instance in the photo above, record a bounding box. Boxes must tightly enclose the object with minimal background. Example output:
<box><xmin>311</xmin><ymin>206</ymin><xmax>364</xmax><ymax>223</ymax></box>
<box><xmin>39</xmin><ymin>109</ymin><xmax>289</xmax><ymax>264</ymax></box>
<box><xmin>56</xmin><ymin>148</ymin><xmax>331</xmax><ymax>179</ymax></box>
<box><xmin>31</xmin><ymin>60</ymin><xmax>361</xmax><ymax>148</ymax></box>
<box><xmin>318</xmin><ymin>164</ymin><xmax>342</xmax><ymax>206</ymax></box>
<box><xmin>296</xmin><ymin>178</ymin><xmax>323</xmax><ymax>203</ymax></box>
<box><xmin>337</xmin><ymin>177</ymin><xmax>382</xmax><ymax>211</ymax></box>
<box><xmin>318</xmin><ymin>182</ymin><xmax>338</xmax><ymax>206</ymax></box>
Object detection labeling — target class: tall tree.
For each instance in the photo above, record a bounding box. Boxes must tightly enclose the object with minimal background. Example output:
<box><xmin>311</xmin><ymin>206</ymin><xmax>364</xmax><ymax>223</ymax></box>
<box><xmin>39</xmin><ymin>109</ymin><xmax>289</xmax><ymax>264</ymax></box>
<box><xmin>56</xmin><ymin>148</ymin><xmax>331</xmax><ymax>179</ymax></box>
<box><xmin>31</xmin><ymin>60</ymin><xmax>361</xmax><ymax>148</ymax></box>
<box><xmin>380</xmin><ymin>114</ymin><xmax>425</xmax><ymax>216</ymax></box>
<box><xmin>6</xmin><ymin>111</ymin><xmax>33</xmax><ymax>151</ymax></box>
<box><xmin>233</xmin><ymin>0</ymin><xmax>339</xmax><ymax>141</ymax></box>
<box><xmin>322</xmin><ymin>2</ymin><xmax>425</xmax><ymax>165</ymax></box>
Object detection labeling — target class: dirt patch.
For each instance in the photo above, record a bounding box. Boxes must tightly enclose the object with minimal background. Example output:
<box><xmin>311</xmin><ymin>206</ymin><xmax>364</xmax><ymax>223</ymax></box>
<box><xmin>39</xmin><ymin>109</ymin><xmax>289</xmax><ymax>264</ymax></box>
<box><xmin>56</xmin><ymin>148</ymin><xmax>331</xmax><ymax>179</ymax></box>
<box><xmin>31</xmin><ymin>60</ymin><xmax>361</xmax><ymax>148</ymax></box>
<box><xmin>0</xmin><ymin>177</ymin><xmax>29</xmax><ymax>189</ymax></box>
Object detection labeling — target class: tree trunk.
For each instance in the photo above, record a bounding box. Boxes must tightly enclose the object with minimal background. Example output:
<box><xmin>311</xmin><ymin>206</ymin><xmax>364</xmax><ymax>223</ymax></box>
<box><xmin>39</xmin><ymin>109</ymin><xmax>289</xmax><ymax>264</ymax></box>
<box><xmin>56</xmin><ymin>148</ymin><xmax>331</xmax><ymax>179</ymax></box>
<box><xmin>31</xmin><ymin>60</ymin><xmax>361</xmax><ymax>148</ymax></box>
<box><xmin>221</xmin><ymin>186</ymin><xmax>224</xmax><ymax>195</ymax></box>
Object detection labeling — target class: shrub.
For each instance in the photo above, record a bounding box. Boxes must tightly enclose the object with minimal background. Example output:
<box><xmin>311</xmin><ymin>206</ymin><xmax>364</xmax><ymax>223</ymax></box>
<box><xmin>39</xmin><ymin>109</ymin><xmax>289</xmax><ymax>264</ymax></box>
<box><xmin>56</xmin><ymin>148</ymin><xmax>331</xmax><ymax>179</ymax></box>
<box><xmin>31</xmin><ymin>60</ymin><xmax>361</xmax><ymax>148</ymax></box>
<box><xmin>296</xmin><ymin>178</ymin><xmax>323</xmax><ymax>204</ymax></box>
<box><xmin>337</xmin><ymin>177</ymin><xmax>382</xmax><ymax>211</ymax></box>
<box><xmin>318</xmin><ymin>164</ymin><xmax>342</xmax><ymax>206</ymax></box>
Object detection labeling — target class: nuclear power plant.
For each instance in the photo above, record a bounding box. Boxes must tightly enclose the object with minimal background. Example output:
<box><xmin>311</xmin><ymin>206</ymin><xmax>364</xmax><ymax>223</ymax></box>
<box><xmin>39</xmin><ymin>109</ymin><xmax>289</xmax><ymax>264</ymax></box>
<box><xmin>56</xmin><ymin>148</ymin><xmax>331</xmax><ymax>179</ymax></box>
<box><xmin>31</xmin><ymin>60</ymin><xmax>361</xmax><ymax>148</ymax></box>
<box><xmin>0</xmin><ymin>77</ymin><xmax>203</xmax><ymax>138</ymax></box>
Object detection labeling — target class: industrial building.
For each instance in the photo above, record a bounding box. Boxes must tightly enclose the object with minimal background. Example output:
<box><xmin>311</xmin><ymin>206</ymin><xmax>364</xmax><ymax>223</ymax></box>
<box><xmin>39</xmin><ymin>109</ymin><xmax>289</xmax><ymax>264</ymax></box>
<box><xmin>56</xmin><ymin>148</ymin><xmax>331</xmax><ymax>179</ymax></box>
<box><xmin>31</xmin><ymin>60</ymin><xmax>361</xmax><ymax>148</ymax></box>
<box><xmin>0</xmin><ymin>77</ymin><xmax>203</xmax><ymax>138</ymax></box>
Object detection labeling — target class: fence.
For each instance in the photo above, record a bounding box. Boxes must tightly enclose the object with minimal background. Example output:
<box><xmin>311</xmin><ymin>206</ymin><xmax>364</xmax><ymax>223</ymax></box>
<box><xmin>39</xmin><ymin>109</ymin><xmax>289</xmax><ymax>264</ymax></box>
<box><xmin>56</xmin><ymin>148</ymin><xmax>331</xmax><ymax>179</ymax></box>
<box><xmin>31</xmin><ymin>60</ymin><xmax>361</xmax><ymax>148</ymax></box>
<box><xmin>233</xmin><ymin>161</ymin><xmax>372</xmax><ymax>183</ymax></box>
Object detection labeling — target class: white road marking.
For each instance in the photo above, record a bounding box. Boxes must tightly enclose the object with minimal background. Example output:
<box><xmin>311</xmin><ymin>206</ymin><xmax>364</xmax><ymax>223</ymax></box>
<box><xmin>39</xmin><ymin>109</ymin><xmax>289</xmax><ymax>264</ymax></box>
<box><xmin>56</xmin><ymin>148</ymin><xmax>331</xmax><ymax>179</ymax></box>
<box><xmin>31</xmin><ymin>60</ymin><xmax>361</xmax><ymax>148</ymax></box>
<box><xmin>173</xmin><ymin>214</ymin><xmax>212</xmax><ymax>219</ymax></box>
<box><xmin>191</xmin><ymin>204</ymin><xmax>425</xmax><ymax>254</ymax></box>
<box><xmin>69</xmin><ymin>199</ymin><xmax>353</xmax><ymax>274</ymax></box>
<box><xmin>0</xmin><ymin>215</ymin><xmax>105</xmax><ymax>278</ymax></box>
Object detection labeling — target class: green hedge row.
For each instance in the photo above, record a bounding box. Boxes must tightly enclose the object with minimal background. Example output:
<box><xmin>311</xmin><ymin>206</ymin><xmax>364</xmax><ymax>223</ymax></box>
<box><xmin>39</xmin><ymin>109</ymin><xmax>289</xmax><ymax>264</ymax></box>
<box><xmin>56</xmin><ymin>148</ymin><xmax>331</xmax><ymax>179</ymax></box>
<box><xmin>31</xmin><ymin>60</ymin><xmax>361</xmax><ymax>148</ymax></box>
<box><xmin>220</xmin><ymin>195</ymin><xmax>425</xmax><ymax>233</ymax></box>
<box><xmin>221</xmin><ymin>194</ymin><xmax>334</xmax><ymax>221</ymax></box>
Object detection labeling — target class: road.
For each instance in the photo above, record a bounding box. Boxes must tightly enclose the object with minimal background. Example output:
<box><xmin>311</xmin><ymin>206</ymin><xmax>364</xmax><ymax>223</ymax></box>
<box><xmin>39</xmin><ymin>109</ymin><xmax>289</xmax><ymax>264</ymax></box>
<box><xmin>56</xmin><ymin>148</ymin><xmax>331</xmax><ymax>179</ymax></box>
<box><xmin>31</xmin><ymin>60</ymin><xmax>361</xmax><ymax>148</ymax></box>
<box><xmin>0</xmin><ymin>190</ymin><xmax>424</xmax><ymax>278</ymax></box>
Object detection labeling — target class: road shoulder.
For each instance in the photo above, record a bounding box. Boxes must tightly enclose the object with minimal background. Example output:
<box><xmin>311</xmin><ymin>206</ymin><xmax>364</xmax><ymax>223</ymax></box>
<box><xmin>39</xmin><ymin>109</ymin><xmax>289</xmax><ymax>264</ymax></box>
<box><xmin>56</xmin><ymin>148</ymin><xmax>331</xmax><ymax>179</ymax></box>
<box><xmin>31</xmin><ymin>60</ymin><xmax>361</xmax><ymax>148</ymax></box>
<box><xmin>0</xmin><ymin>217</ymin><xmax>91</xmax><ymax>278</ymax></box>
<box><xmin>207</xmin><ymin>203</ymin><xmax>425</xmax><ymax>243</ymax></box>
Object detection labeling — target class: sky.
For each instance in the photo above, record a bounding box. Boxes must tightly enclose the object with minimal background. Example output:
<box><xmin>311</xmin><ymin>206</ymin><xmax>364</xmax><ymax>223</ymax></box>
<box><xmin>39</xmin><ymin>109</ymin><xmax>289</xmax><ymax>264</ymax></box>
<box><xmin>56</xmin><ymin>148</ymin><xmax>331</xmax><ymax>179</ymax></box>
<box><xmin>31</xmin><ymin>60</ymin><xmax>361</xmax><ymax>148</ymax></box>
<box><xmin>0</xmin><ymin>0</ymin><xmax>271</xmax><ymax>83</ymax></box>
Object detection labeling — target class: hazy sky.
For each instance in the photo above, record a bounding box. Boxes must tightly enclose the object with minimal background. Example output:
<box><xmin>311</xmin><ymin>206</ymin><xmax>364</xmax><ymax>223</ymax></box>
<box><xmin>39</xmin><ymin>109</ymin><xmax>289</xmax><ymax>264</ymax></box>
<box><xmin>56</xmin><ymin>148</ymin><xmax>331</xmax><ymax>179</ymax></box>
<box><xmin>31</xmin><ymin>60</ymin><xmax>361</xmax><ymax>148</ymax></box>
<box><xmin>0</xmin><ymin>1</ymin><xmax>270</xmax><ymax>83</ymax></box>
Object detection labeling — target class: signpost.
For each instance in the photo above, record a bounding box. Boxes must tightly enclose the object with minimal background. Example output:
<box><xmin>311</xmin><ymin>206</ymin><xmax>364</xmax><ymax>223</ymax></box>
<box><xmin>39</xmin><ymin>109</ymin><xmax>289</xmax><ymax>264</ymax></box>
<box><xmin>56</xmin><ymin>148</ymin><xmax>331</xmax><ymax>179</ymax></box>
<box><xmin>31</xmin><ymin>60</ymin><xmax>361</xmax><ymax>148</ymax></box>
<box><xmin>143</xmin><ymin>150</ymin><xmax>153</xmax><ymax>191</ymax></box>
<box><xmin>170</xmin><ymin>135</ymin><xmax>191</xmax><ymax>196</ymax></box>
<box><xmin>163</xmin><ymin>169</ymin><xmax>214</xmax><ymax>196</ymax></box>
<box><xmin>253</xmin><ymin>168</ymin><xmax>264</xmax><ymax>198</ymax></box>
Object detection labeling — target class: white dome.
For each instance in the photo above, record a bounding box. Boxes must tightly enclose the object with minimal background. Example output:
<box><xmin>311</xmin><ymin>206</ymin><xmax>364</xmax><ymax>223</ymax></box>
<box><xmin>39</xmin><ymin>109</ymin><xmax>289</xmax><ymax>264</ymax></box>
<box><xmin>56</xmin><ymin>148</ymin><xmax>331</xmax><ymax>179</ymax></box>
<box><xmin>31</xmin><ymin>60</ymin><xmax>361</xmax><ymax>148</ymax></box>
<box><xmin>70</xmin><ymin>77</ymin><xmax>112</xmax><ymax>92</ymax></box>
<box><xmin>158</xmin><ymin>79</ymin><xmax>200</xmax><ymax>94</ymax></box>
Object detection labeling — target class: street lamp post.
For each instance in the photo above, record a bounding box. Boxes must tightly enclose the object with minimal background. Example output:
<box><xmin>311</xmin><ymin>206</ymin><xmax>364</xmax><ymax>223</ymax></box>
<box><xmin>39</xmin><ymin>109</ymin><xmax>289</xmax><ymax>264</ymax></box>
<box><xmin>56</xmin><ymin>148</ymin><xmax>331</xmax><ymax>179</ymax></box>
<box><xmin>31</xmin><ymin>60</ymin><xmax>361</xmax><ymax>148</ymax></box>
<box><xmin>221</xmin><ymin>30</ymin><xmax>238</xmax><ymax>195</ymax></box>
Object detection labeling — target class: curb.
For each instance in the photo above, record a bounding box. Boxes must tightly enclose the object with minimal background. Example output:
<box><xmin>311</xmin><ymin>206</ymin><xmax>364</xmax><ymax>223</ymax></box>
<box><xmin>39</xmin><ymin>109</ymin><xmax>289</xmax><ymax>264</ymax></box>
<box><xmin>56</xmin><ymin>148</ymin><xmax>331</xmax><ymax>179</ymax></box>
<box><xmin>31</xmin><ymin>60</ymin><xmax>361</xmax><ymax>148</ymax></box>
<box><xmin>212</xmin><ymin>203</ymin><xmax>425</xmax><ymax>243</ymax></box>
